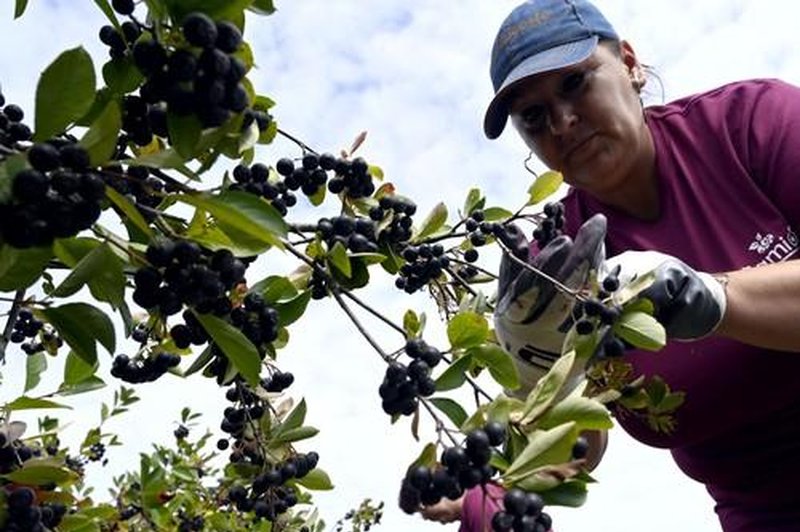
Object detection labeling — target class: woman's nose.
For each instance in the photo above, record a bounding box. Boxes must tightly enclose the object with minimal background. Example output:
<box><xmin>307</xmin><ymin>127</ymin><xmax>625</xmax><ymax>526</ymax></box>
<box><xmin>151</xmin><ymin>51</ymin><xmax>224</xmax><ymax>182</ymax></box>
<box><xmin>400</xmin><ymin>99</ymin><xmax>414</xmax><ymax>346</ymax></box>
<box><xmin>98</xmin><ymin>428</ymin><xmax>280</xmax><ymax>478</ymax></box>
<box><xmin>548</xmin><ymin>101</ymin><xmax>579</xmax><ymax>135</ymax></box>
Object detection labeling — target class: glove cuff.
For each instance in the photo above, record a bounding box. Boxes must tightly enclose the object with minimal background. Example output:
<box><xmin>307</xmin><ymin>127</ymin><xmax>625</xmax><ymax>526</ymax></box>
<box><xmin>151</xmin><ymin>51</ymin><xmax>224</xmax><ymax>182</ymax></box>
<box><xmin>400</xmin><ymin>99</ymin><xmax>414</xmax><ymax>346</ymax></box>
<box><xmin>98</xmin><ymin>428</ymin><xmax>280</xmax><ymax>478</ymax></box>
<box><xmin>695</xmin><ymin>271</ymin><xmax>729</xmax><ymax>339</ymax></box>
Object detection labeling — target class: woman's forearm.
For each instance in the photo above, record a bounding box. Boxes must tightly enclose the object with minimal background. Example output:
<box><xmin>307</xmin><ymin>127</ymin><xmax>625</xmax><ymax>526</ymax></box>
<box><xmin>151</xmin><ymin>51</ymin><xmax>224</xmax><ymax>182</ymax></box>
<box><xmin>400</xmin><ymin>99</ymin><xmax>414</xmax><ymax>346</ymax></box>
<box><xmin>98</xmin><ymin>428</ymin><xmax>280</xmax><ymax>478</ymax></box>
<box><xmin>714</xmin><ymin>259</ymin><xmax>800</xmax><ymax>351</ymax></box>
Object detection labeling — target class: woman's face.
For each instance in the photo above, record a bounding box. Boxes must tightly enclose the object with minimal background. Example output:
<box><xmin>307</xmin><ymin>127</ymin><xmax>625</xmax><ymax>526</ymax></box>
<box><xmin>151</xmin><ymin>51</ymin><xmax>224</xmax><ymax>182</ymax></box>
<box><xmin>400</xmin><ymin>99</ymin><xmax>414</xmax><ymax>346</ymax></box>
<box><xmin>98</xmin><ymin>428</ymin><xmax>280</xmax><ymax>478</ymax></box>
<box><xmin>507</xmin><ymin>41</ymin><xmax>650</xmax><ymax>198</ymax></box>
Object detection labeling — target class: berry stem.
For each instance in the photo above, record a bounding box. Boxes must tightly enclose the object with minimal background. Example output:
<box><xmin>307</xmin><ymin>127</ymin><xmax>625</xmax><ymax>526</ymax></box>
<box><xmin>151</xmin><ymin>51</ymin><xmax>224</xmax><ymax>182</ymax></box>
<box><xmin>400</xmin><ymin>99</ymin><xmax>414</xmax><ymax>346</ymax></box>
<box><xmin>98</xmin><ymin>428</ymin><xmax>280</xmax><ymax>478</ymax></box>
<box><xmin>418</xmin><ymin>397</ymin><xmax>460</xmax><ymax>447</ymax></box>
<box><xmin>441</xmin><ymin>353</ymin><xmax>493</xmax><ymax>402</ymax></box>
<box><xmin>329</xmin><ymin>287</ymin><xmax>391</xmax><ymax>364</ymax></box>
<box><xmin>0</xmin><ymin>289</ymin><xmax>26</xmax><ymax>364</ymax></box>
<box><xmin>340</xmin><ymin>291</ymin><xmax>406</xmax><ymax>337</ymax></box>
<box><xmin>495</xmin><ymin>238</ymin><xmax>587</xmax><ymax>302</ymax></box>
<box><xmin>448</xmin><ymin>257</ymin><xmax>499</xmax><ymax>280</ymax></box>
<box><xmin>443</xmin><ymin>266</ymin><xmax>480</xmax><ymax>298</ymax></box>
<box><xmin>277</xmin><ymin>128</ymin><xmax>318</xmax><ymax>156</ymax></box>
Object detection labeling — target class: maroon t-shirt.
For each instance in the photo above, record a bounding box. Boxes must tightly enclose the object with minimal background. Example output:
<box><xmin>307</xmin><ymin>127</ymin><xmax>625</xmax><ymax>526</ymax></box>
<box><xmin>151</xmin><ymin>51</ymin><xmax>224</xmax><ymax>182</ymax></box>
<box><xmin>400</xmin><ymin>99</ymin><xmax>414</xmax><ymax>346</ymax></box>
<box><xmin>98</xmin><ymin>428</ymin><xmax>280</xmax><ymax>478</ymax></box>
<box><xmin>459</xmin><ymin>484</ymin><xmax>504</xmax><ymax>532</ymax></box>
<box><xmin>562</xmin><ymin>79</ymin><xmax>800</xmax><ymax>531</ymax></box>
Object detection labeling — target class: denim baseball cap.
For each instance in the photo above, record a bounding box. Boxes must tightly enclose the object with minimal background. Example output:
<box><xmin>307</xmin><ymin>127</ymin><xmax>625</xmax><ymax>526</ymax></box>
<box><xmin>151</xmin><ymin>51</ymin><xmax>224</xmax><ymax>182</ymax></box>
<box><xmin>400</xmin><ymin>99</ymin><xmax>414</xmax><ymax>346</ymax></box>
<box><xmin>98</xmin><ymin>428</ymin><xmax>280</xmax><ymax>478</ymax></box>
<box><xmin>484</xmin><ymin>0</ymin><xmax>618</xmax><ymax>139</ymax></box>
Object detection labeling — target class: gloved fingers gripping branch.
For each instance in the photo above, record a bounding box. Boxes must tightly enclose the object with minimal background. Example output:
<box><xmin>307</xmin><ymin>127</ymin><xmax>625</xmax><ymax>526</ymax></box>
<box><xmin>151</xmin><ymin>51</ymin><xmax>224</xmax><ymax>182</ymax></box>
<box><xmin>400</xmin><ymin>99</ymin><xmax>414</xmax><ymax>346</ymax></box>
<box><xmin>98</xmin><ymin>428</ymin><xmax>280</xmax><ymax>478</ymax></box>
<box><xmin>602</xmin><ymin>251</ymin><xmax>727</xmax><ymax>340</ymax></box>
<box><xmin>494</xmin><ymin>214</ymin><xmax>608</xmax><ymax>390</ymax></box>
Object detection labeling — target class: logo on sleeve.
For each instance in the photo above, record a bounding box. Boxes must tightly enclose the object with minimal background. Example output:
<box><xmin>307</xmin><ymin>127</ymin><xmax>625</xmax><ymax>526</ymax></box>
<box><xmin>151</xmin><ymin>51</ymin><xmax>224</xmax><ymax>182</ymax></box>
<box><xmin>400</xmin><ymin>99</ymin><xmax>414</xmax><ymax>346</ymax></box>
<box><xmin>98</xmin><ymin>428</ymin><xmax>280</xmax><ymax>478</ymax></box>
<box><xmin>752</xmin><ymin>227</ymin><xmax>798</xmax><ymax>265</ymax></box>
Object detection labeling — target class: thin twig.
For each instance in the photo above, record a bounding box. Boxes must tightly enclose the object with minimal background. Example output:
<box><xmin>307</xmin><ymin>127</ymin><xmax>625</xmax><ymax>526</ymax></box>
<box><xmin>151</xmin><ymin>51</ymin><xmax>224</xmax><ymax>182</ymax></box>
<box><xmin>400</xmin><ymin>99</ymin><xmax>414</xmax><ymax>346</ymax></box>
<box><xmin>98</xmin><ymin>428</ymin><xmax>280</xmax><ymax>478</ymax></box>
<box><xmin>340</xmin><ymin>291</ymin><xmax>406</xmax><ymax>337</ymax></box>
<box><xmin>0</xmin><ymin>290</ymin><xmax>26</xmax><ymax>365</ymax></box>
<box><xmin>330</xmin><ymin>288</ymin><xmax>391</xmax><ymax>364</ymax></box>
<box><xmin>277</xmin><ymin>128</ymin><xmax>318</xmax><ymax>155</ymax></box>
<box><xmin>495</xmin><ymin>238</ymin><xmax>586</xmax><ymax>301</ymax></box>
<box><xmin>419</xmin><ymin>398</ymin><xmax>460</xmax><ymax>447</ymax></box>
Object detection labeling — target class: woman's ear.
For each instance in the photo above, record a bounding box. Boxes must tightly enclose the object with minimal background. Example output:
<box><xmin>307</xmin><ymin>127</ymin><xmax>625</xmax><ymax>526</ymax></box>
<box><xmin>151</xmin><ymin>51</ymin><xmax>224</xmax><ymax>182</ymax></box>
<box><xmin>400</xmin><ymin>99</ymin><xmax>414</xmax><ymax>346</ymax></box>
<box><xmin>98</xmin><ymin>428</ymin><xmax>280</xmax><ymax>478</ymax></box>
<box><xmin>620</xmin><ymin>40</ymin><xmax>645</xmax><ymax>90</ymax></box>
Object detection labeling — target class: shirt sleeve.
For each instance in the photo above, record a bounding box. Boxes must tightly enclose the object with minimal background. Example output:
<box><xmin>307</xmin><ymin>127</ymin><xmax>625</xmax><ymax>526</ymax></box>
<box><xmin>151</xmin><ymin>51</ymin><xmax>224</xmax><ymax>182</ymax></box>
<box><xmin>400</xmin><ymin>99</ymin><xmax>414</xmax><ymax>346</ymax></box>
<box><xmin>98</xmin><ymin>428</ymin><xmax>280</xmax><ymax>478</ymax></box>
<box><xmin>742</xmin><ymin>79</ymin><xmax>800</xmax><ymax>230</ymax></box>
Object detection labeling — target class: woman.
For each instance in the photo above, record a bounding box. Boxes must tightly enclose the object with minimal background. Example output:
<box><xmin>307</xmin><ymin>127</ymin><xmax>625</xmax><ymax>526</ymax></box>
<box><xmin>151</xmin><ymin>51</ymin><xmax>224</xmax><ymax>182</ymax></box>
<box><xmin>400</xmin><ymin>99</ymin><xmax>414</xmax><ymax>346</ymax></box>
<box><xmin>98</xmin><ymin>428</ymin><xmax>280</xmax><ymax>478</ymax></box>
<box><xmin>487</xmin><ymin>1</ymin><xmax>800</xmax><ymax>531</ymax></box>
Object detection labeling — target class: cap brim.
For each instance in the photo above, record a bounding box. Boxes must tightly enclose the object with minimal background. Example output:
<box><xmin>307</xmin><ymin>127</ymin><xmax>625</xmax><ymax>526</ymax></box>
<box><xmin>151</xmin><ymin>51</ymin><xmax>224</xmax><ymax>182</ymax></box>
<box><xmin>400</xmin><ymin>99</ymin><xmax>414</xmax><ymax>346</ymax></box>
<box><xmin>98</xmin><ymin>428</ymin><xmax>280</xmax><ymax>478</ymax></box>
<box><xmin>483</xmin><ymin>36</ymin><xmax>599</xmax><ymax>139</ymax></box>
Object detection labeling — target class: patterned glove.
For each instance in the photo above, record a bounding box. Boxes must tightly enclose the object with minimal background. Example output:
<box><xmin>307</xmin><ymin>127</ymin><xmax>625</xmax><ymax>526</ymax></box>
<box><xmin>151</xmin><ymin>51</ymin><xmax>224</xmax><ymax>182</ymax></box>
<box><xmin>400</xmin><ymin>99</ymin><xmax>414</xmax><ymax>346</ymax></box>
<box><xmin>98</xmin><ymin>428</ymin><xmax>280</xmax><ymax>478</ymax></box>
<box><xmin>601</xmin><ymin>251</ymin><xmax>727</xmax><ymax>340</ymax></box>
<box><xmin>494</xmin><ymin>214</ymin><xmax>607</xmax><ymax>393</ymax></box>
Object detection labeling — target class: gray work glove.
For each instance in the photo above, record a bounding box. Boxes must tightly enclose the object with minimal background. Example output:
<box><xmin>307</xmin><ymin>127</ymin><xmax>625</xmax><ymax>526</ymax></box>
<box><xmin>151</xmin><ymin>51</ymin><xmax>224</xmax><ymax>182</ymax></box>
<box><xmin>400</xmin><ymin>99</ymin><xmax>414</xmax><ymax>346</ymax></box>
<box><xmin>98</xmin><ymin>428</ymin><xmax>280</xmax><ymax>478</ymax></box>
<box><xmin>601</xmin><ymin>251</ymin><xmax>727</xmax><ymax>340</ymax></box>
<box><xmin>494</xmin><ymin>214</ymin><xmax>607</xmax><ymax>394</ymax></box>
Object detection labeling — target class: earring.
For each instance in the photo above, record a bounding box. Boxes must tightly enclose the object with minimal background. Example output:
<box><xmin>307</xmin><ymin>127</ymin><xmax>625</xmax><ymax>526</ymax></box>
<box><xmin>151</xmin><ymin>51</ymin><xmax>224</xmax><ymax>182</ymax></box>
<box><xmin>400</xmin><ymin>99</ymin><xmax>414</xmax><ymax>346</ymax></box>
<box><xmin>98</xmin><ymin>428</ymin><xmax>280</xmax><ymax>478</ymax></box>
<box><xmin>524</xmin><ymin>151</ymin><xmax>538</xmax><ymax>177</ymax></box>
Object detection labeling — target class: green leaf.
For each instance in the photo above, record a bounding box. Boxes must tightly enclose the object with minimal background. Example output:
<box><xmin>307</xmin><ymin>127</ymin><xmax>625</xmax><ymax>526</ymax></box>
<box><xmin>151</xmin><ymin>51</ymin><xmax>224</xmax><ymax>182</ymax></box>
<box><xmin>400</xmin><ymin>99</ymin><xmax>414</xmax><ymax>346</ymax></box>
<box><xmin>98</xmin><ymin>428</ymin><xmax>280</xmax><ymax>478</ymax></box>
<box><xmin>0</xmin><ymin>153</ymin><xmax>27</xmax><ymax>203</ymax></box>
<box><xmin>177</xmin><ymin>192</ymin><xmax>287</xmax><ymax>249</ymax></box>
<box><xmin>540</xmin><ymin>480</ymin><xmax>588</xmax><ymax>507</ymax></box>
<box><xmin>279</xmin><ymin>399</ymin><xmax>307</xmax><ymax>433</ymax></box>
<box><xmin>435</xmin><ymin>354</ymin><xmax>473</xmax><ymax>392</ymax></box>
<box><xmin>102</xmin><ymin>57</ymin><xmax>144</xmax><ymax>95</ymax></box>
<box><xmin>527</xmin><ymin>170</ymin><xmax>563</xmax><ymax>205</ymax></box>
<box><xmin>40</xmin><ymin>303</ymin><xmax>115</xmax><ymax>366</ymax></box>
<box><xmin>24</xmin><ymin>353</ymin><xmax>47</xmax><ymax>393</ymax></box>
<box><xmin>3</xmin><ymin>463</ymin><xmax>79</xmax><ymax>486</ymax></box>
<box><xmin>80</xmin><ymin>99</ymin><xmax>121</xmax><ymax>167</ymax></box>
<box><xmin>249</xmin><ymin>0</ymin><xmax>277</xmax><ymax>15</ymax></box>
<box><xmin>0</xmin><ymin>244</ymin><xmax>53</xmax><ymax>291</ymax></box>
<box><xmin>63</xmin><ymin>351</ymin><xmax>99</xmax><ymax>386</ymax></box>
<box><xmin>14</xmin><ymin>0</ymin><xmax>30</xmax><ymax>18</ymax></box>
<box><xmin>52</xmin><ymin>243</ymin><xmax>125</xmax><ymax>308</ymax></box>
<box><xmin>613</xmin><ymin>310</ymin><xmax>666</xmax><ymax>351</ymax></box>
<box><xmin>429</xmin><ymin>397</ymin><xmax>468</xmax><ymax>428</ymax></box>
<box><xmin>468</xmin><ymin>344</ymin><xmax>520</xmax><ymax>390</ymax></box>
<box><xmin>168</xmin><ymin>113</ymin><xmax>203</xmax><ymax>158</ymax></box>
<box><xmin>162</xmin><ymin>0</ymin><xmax>252</xmax><ymax>23</ymax></box>
<box><xmin>194</xmin><ymin>312</ymin><xmax>261</xmax><ymax>387</ymax></box>
<box><xmin>270</xmin><ymin>426</ymin><xmax>319</xmax><ymax>445</ymax></box>
<box><xmin>521</xmin><ymin>350</ymin><xmax>576</xmax><ymax>425</ymax></box>
<box><xmin>53</xmin><ymin>237</ymin><xmax>101</xmax><ymax>266</ymax></box>
<box><xmin>403</xmin><ymin>310</ymin><xmax>422</xmax><ymax>338</ymax></box>
<box><xmin>293</xmin><ymin>468</ymin><xmax>333</xmax><ymax>491</ymax></box>
<box><xmin>105</xmin><ymin>187</ymin><xmax>154</xmax><ymax>239</ymax></box>
<box><xmin>504</xmin><ymin>422</ymin><xmax>578</xmax><ymax>479</ymax></box>
<box><xmin>6</xmin><ymin>397</ymin><xmax>70</xmax><ymax>411</ymax></box>
<box><xmin>447</xmin><ymin>311</ymin><xmax>489</xmax><ymax>350</ymax></box>
<box><xmin>537</xmin><ymin>395</ymin><xmax>614</xmax><ymax>431</ymax></box>
<box><xmin>273</xmin><ymin>290</ymin><xmax>311</xmax><ymax>327</ymax></box>
<box><xmin>57</xmin><ymin>377</ymin><xmax>106</xmax><ymax>397</ymax></box>
<box><xmin>327</xmin><ymin>241</ymin><xmax>351</xmax><ymax>278</ymax></box>
<box><xmin>415</xmin><ymin>202</ymin><xmax>448</xmax><ymax>240</ymax></box>
<box><xmin>612</xmin><ymin>271</ymin><xmax>656</xmax><ymax>306</ymax></box>
<box><xmin>34</xmin><ymin>47</ymin><xmax>96</xmax><ymax>141</ymax></box>
<box><xmin>462</xmin><ymin>188</ymin><xmax>484</xmax><ymax>216</ymax></box>
<box><xmin>408</xmin><ymin>443</ymin><xmax>438</xmax><ymax>471</ymax></box>
<box><xmin>183</xmin><ymin>345</ymin><xmax>214</xmax><ymax>377</ymax></box>
<box><xmin>253</xmin><ymin>276</ymin><xmax>298</xmax><ymax>303</ymax></box>
<box><xmin>483</xmin><ymin>207</ymin><xmax>513</xmax><ymax>221</ymax></box>
<box><xmin>127</xmin><ymin>148</ymin><xmax>187</xmax><ymax>170</ymax></box>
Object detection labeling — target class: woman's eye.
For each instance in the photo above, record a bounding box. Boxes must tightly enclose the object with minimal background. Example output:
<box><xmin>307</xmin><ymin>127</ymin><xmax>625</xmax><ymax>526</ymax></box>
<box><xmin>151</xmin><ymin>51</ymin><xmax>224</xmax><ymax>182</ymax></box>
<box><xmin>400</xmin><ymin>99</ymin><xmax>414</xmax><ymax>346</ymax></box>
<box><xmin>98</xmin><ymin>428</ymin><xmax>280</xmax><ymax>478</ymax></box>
<box><xmin>561</xmin><ymin>72</ymin><xmax>586</xmax><ymax>94</ymax></box>
<box><xmin>521</xmin><ymin>106</ymin><xmax>547</xmax><ymax>130</ymax></box>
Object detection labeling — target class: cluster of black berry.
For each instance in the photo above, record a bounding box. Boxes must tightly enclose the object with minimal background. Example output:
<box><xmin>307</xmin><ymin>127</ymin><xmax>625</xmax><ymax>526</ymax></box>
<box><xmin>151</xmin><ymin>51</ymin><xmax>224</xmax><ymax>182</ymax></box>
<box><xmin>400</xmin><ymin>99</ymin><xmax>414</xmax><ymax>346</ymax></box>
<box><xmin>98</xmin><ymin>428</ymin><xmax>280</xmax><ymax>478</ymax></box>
<box><xmin>491</xmin><ymin>488</ymin><xmax>551</xmax><ymax>532</ymax></box>
<box><xmin>119</xmin><ymin>95</ymin><xmax>168</xmax><ymax>146</ymax></box>
<box><xmin>85</xmin><ymin>442</ymin><xmax>107</xmax><ymax>464</ymax></box>
<box><xmin>395</xmin><ymin>243</ymin><xmax>450</xmax><ymax>294</ymax></box>
<box><xmin>379</xmin><ymin>338</ymin><xmax>442</xmax><ymax>417</ymax></box>
<box><xmin>173</xmin><ymin>425</ymin><xmax>190</xmax><ymax>440</ymax></box>
<box><xmin>110</xmin><ymin>352</ymin><xmax>181</xmax><ymax>384</ymax></box>
<box><xmin>308</xmin><ymin>262</ymin><xmax>330</xmax><ymax>300</ymax></box>
<box><xmin>369</xmin><ymin>195</ymin><xmax>417</xmax><ymax>246</ymax></box>
<box><xmin>9</xmin><ymin>308</ymin><xmax>61</xmax><ymax>356</ymax></box>
<box><xmin>217</xmin><ymin>382</ymin><xmax>263</xmax><ymax>453</ymax></box>
<box><xmin>276</xmin><ymin>154</ymin><xmax>329</xmax><ymax>200</ymax></box>
<box><xmin>0</xmin><ymin>432</ymin><xmax>68</xmax><ymax>530</ymax></box>
<box><xmin>572</xmin><ymin>268</ymin><xmax>629</xmax><ymax>358</ymax></box>
<box><xmin>176</xmin><ymin>510</ymin><xmax>205</xmax><ymax>532</ymax></box>
<box><xmin>261</xmin><ymin>370</ymin><xmax>295</xmax><ymax>393</ymax></box>
<box><xmin>231</xmin><ymin>293</ymin><xmax>280</xmax><ymax>351</ymax></box>
<box><xmin>99</xmin><ymin>8</ymin><xmax>261</xmax><ymax>146</ymax></box>
<box><xmin>399</xmin><ymin>422</ymin><xmax>505</xmax><ymax>512</ymax></box>
<box><xmin>532</xmin><ymin>202</ymin><xmax>565</xmax><ymax>249</ymax></box>
<box><xmin>0</xmin><ymin>97</ymin><xmax>32</xmax><ymax>145</ymax></box>
<box><xmin>465</xmin><ymin>210</ymin><xmax>506</xmax><ymax>251</ymax></box>
<box><xmin>1</xmin><ymin>139</ymin><xmax>105</xmax><ymax>248</ymax></box>
<box><xmin>317</xmin><ymin>215</ymin><xmax>379</xmax><ymax>254</ymax></box>
<box><xmin>325</xmin><ymin>156</ymin><xmax>375</xmax><ymax>200</ymax></box>
<box><xmin>103</xmin><ymin>163</ymin><xmax>167</xmax><ymax>217</ymax></box>
<box><xmin>229</xmin><ymin>162</ymin><xmax>295</xmax><ymax>216</ymax></box>
<box><xmin>133</xmin><ymin>240</ymin><xmax>247</xmax><ymax>316</ymax></box>
<box><xmin>1</xmin><ymin>486</ymin><xmax>67</xmax><ymax>532</ymax></box>
<box><xmin>227</xmin><ymin>451</ymin><xmax>318</xmax><ymax>522</ymax></box>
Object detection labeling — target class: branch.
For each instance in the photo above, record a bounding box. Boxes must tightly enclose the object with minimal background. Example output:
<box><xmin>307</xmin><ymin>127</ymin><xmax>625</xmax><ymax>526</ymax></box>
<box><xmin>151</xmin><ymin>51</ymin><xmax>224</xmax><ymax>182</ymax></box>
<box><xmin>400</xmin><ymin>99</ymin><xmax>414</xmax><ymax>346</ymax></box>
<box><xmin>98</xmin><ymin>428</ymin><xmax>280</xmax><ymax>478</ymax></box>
<box><xmin>0</xmin><ymin>290</ymin><xmax>26</xmax><ymax>365</ymax></box>
<box><xmin>495</xmin><ymin>238</ymin><xmax>585</xmax><ymax>301</ymax></box>
<box><xmin>330</xmin><ymin>288</ymin><xmax>391</xmax><ymax>364</ymax></box>
<box><xmin>419</xmin><ymin>398</ymin><xmax>460</xmax><ymax>447</ymax></box>
<box><xmin>277</xmin><ymin>128</ymin><xmax>318</xmax><ymax>155</ymax></box>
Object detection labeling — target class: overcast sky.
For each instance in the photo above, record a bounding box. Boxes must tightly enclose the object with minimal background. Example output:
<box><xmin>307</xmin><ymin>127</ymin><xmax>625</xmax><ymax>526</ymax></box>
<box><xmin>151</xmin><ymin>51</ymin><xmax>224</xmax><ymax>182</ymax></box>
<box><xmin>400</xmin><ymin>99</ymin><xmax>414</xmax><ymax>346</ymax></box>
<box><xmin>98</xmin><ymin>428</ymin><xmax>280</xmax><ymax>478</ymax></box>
<box><xmin>3</xmin><ymin>1</ymin><xmax>800</xmax><ymax>531</ymax></box>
